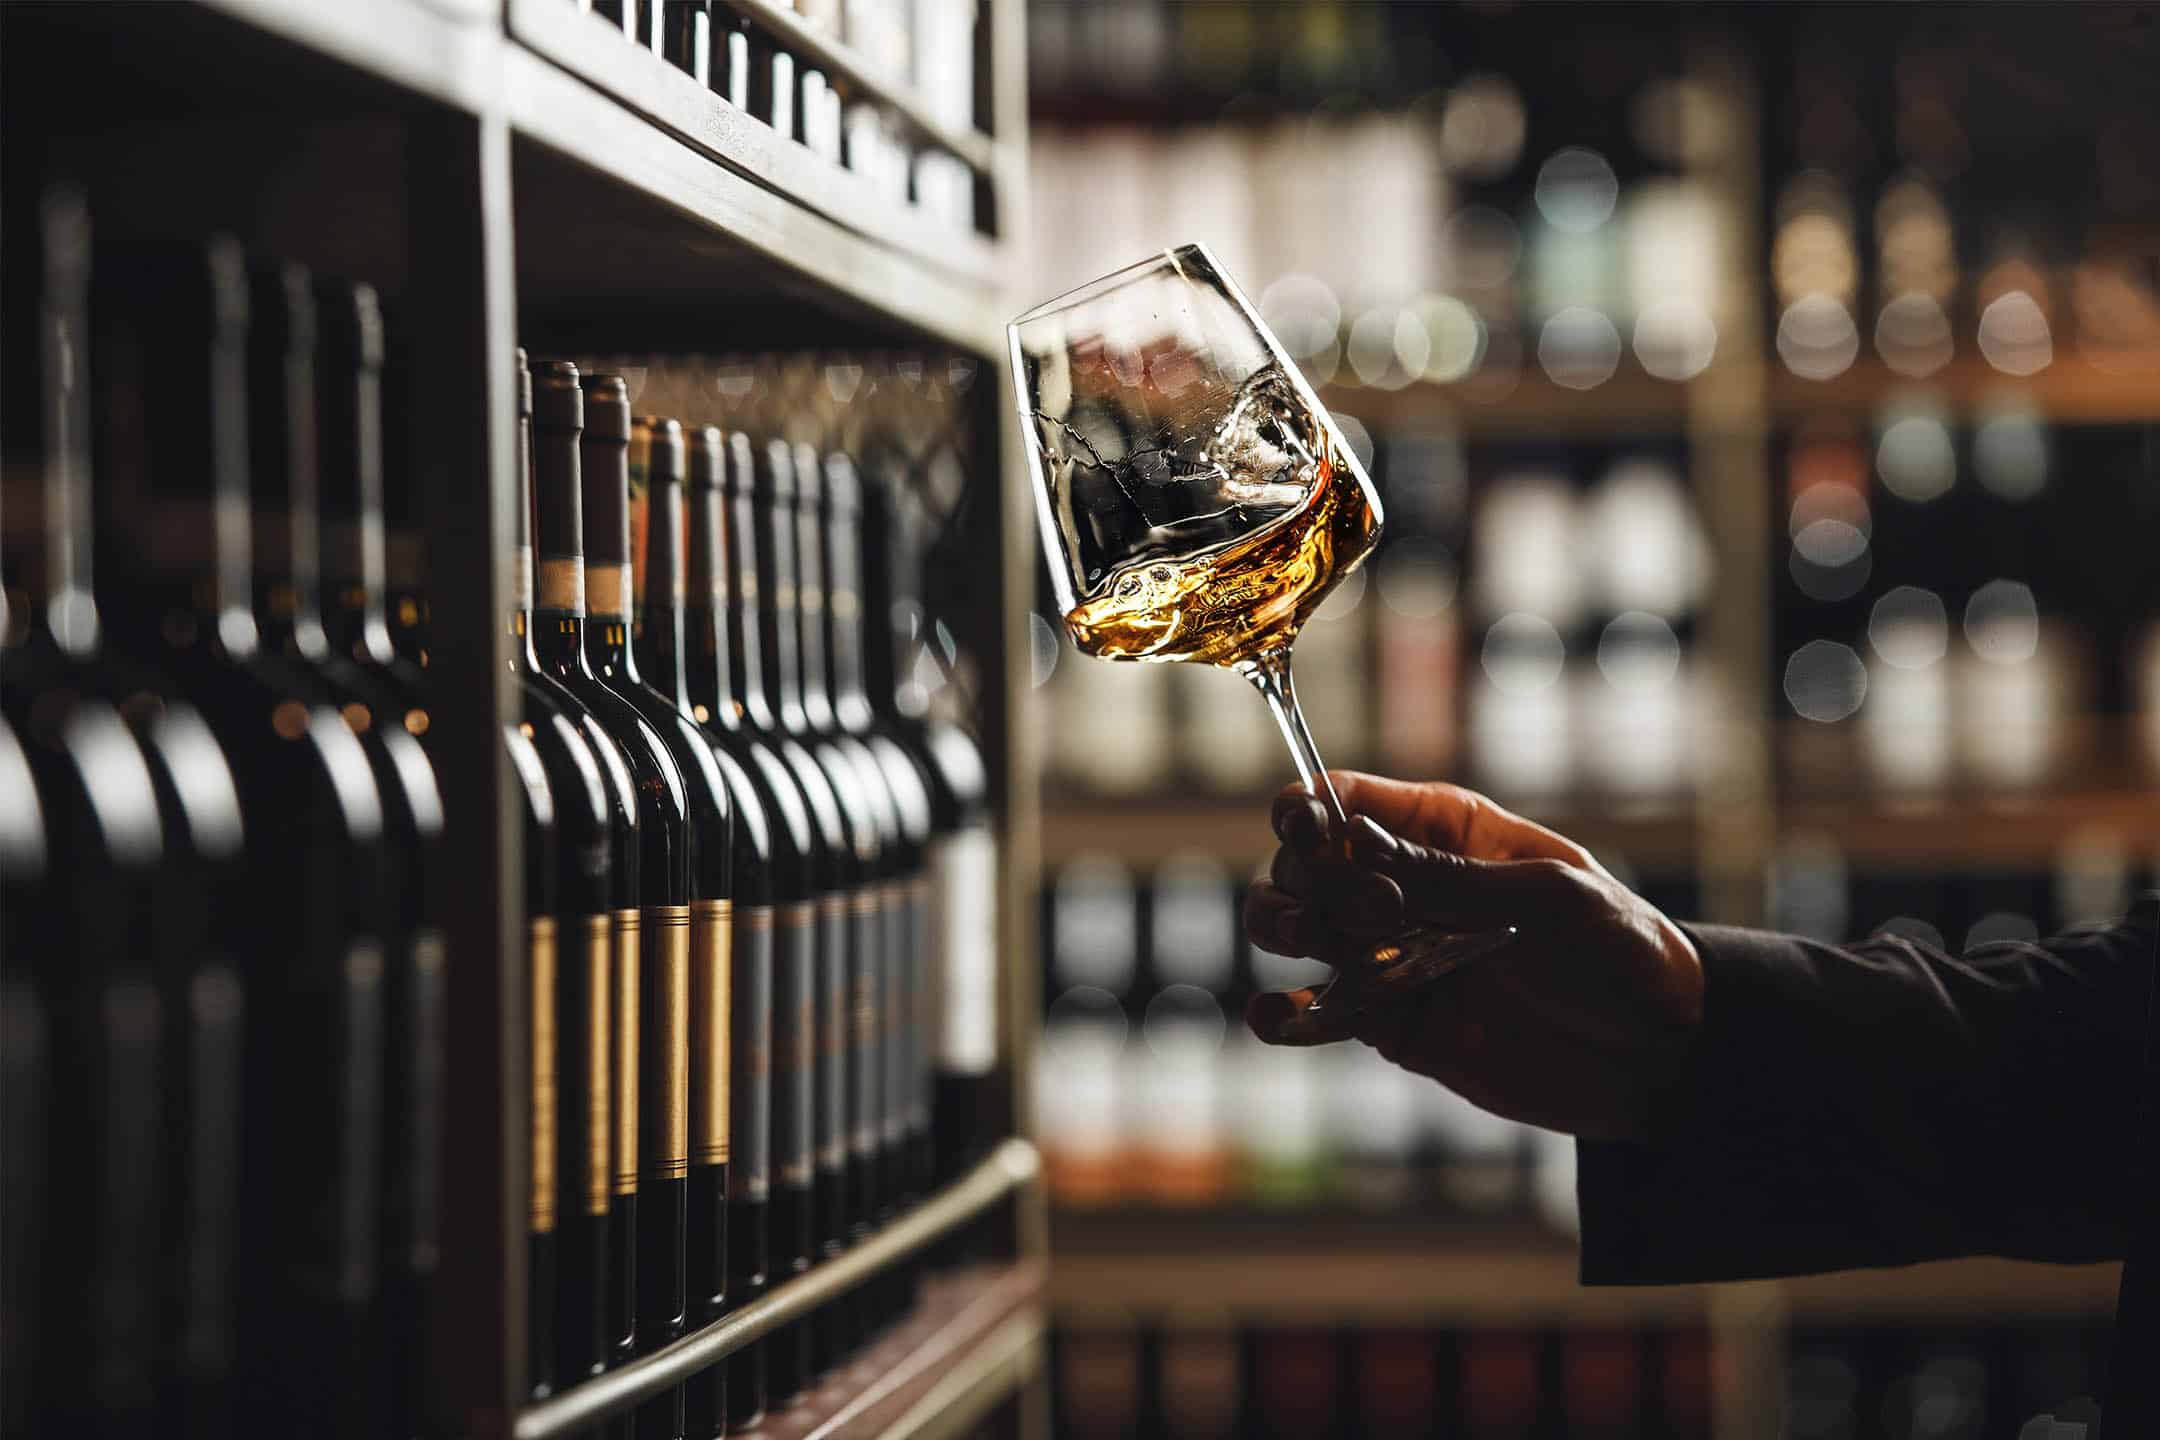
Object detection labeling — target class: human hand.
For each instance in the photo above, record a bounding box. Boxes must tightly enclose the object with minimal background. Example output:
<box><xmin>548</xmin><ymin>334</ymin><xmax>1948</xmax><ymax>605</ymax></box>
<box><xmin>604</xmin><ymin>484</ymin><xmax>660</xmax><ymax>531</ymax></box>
<box><xmin>1244</xmin><ymin>772</ymin><xmax>1703</xmax><ymax>1141</ymax></box>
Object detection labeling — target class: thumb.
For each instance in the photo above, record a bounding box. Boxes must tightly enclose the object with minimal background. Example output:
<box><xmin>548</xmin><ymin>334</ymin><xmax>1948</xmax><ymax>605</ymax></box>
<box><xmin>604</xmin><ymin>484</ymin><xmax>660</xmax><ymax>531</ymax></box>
<box><xmin>1344</xmin><ymin>813</ymin><xmax>1574</xmax><ymax>932</ymax></box>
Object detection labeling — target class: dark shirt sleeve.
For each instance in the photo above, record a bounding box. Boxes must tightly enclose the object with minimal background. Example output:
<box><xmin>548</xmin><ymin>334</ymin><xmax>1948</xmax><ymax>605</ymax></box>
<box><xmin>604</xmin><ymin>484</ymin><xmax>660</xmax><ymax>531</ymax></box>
<box><xmin>1577</xmin><ymin>893</ymin><xmax>2159</xmax><ymax>1285</ymax></box>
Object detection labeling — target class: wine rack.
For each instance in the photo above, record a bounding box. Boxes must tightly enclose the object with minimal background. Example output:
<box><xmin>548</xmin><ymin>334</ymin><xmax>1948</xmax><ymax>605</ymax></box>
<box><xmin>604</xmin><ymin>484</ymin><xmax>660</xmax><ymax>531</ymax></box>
<box><xmin>1</xmin><ymin>1</ymin><xmax>1043</xmax><ymax>1436</ymax></box>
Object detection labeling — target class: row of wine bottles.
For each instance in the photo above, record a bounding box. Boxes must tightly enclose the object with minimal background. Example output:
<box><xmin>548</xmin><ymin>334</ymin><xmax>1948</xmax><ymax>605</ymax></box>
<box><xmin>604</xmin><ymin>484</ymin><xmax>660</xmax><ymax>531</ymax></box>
<box><xmin>1049</xmin><ymin>1312</ymin><xmax>2112</xmax><ymax>1440</ymax></box>
<box><xmin>0</xmin><ymin>187</ymin><xmax>1005</xmax><ymax>1439</ymax></box>
<box><xmin>2</xmin><ymin>195</ymin><xmax>452</xmax><ymax>1439</ymax></box>
<box><xmin>566</xmin><ymin>0</ymin><xmax>980</xmax><ymax>232</ymax></box>
<box><xmin>507</xmin><ymin>344</ymin><xmax>1003</xmax><ymax>1436</ymax></box>
<box><xmin>1054</xmin><ymin>1316</ymin><xmax>1718</xmax><ymax>1440</ymax></box>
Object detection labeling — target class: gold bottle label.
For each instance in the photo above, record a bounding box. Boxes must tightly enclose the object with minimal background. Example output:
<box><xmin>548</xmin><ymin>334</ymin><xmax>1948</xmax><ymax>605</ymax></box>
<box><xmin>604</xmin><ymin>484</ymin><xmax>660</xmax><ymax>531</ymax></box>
<box><xmin>529</xmin><ymin>917</ymin><xmax>558</xmax><ymax>1235</ymax></box>
<box><xmin>648</xmin><ymin>904</ymin><xmax>692</xmax><ymax>1181</ymax></box>
<box><xmin>583</xmin><ymin>915</ymin><xmax>612</xmax><ymax>1216</ymax></box>
<box><xmin>691</xmin><ymin>899</ymin><xmax>733</xmax><ymax>1166</ymax></box>
<box><xmin>612</xmin><ymin>908</ymin><xmax>641</xmax><ymax>1197</ymax></box>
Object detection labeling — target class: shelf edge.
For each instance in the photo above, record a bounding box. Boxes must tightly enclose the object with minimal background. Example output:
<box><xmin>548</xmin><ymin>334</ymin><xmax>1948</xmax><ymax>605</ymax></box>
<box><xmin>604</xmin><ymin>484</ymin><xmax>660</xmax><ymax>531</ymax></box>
<box><xmin>513</xmin><ymin>1138</ymin><xmax>1040</xmax><ymax>1440</ymax></box>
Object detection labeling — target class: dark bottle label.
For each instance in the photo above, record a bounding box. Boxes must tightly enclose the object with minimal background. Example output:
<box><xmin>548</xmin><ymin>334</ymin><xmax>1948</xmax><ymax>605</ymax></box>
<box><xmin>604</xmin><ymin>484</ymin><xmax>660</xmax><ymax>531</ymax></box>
<box><xmin>728</xmin><ymin>906</ymin><xmax>775</xmax><ymax>1204</ymax></box>
<box><xmin>850</xmin><ymin>888</ymin><xmax>882</xmax><ymax>1165</ymax></box>
<box><xmin>881</xmin><ymin>881</ymin><xmax>912</xmax><ymax>1152</ymax></box>
<box><xmin>815</xmin><ymin>894</ymin><xmax>848</xmax><ymax>1176</ymax></box>
<box><xmin>772</xmin><ymin>902</ymin><xmax>817</xmax><ymax>1190</ymax></box>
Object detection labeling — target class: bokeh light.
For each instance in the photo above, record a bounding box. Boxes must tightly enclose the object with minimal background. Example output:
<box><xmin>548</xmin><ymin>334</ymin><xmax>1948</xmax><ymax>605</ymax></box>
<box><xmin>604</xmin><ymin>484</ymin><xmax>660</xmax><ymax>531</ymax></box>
<box><xmin>1874</xmin><ymin>293</ymin><xmax>1953</xmax><ymax>377</ymax></box>
<box><xmin>1538</xmin><ymin>307</ymin><xmax>1622</xmax><ymax>389</ymax></box>
<box><xmin>1965</xmin><ymin>579</ymin><xmax>2040</xmax><ymax>663</ymax></box>
<box><xmin>1633</xmin><ymin>299</ymin><xmax>1718</xmax><ymax>380</ymax></box>
<box><xmin>1977</xmin><ymin>290</ymin><xmax>2053</xmax><ymax>375</ymax></box>
<box><xmin>1482</xmin><ymin>613</ymin><xmax>1566</xmax><ymax>695</ymax></box>
<box><xmin>1777</xmin><ymin>295</ymin><xmax>1859</xmax><ymax>379</ymax></box>
<box><xmin>1868</xmin><ymin>586</ymin><xmax>1949</xmax><ymax>669</ymax></box>
<box><xmin>1784</xmin><ymin>639</ymin><xmax>1867</xmax><ymax>721</ymax></box>
<box><xmin>1876</xmin><ymin>407</ymin><xmax>1956</xmax><ymax>502</ymax></box>
<box><xmin>1534</xmin><ymin>147</ymin><xmax>1619</xmax><ymax>232</ymax></box>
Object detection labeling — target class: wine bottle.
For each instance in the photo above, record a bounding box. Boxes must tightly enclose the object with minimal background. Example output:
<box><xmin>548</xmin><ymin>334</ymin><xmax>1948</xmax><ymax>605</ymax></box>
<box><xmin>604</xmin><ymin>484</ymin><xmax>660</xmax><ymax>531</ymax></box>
<box><xmin>0</xmin><ymin>230</ymin><xmax>171</xmax><ymax>1427</ymax></box>
<box><xmin>0</xmin><ymin>716</ymin><xmax>46</xmax><ymax>1440</ymax></box>
<box><xmin>820</xmin><ymin>434</ymin><xmax>935</xmax><ymax>1322</ymax></box>
<box><xmin>2</xmin><ymin>186</ymin><xmax>251</xmax><ymax>1436</ymax></box>
<box><xmin>725</xmin><ymin>423</ymin><xmax>852</xmax><ymax>1401</ymax></box>
<box><xmin>88</xmin><ymin>231</ymin><xmax>391</xmax><ymax>1439</ymax></box>
<box><xmin>662</xmin><ymin>0</ymin><xmax>712</xmax><ymax>87</ymax></box>
<box><xmin>775</xmin><ymin>426</ymin><xmax>893</xmax><ymax>1369</ymax></box>
<box><xmin>531</xmin><ymin>362</ymin><xmax>691</xmax><ymax>1393</ymax></box>
<box><xmin>685</xmin><ymin>422</ymin><xmax>821</xmax><ymax>1430</ymax></box>
<box><xmin>256</xmin><ymin>270</ymin><xmax>450</xmax><ymax>1439</ymax></box>
<box><xmin>582</xmin><ymin>398</ymin><xmax>738</xmax><ymax>1440</ymax></box>
<box><xmin>632</xmin><ymin>413</ymin><xmax>782</xmax><ymax>1438</ymax></box>
<box><xmin>0</xmin><ymin>688</ymin><xmax>166</xmax><ymax>1435</ymax></box>
<box><xmin>510</xmin><ymin>351</ymin><xmax>640</xmax><ymax>1392</ymax></box>
<box><xmin>798</xmin><ymin>430</ymin><xmax>917</xmax><ymax>1334</ymax></box>
<box><xmin>508</xmin><ymin>720</ymin><xmax>559</xmax><ymax>1400</ymax></box>
<box><xmin>864</xmin><ymin>427</ymin><xmax>1001</xmax><ymax>1196</ymax></box>
<box><xmin>378</xmin><ymin>323</ymin><xmax>428</xmax><ymax>671</ymax></box>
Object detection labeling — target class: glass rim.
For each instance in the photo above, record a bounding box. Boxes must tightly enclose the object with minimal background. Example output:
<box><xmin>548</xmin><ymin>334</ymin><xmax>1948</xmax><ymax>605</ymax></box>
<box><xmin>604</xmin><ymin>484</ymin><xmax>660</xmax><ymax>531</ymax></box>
<box><xmin>1007</xmin><ymin>241</ymin><xmax>1218</xmax><ymax>332</ymax></box>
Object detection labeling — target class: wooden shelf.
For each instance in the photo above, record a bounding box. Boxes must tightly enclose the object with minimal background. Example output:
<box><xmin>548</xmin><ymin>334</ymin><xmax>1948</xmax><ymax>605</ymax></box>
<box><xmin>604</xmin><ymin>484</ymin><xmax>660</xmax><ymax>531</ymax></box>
<box><xmin>1769</xmin><ymin>354</ymin><xmax>2160</xmax><ymax>427</ymax></box>
<box><xmin>716</xmin><ymin>0</ymin><xmax>997</xmax><ymax>172</ymax></box>
<box><xmin>198</xmin><ymin>0</ymin><xmax>502</xmax><ymax>112</ymax></box>
<box><xmin>507</xmin><ymin>0</ymin><xmax>1003</xmax><ymax>288</ymax></box>
<box><xmin>1048</xmin><ymin>1210</ymin><xmax>2120</xmax><ymax>1324</ymax></box>
<box><xmin>756</xmin><ymin>1265</ymin><xmax>1044</xmax><ymax>1440</ymax></box>
<box><xmin>504</xmin><ymin>41</ymin><xmax>1009</xmax><ymax>356</ymax></box>
<box><xmin>516</xmin><ymin>1141</ymin><xmax>1040</xmax><ymax>1438</ymax></box>
<box><xmin>1318</xmin><ymin>352</ymin><xmax>2160</xmax><ymax>440</ymax></box>
<box><xmin>1038</xmin><ymin>794</ymin><xmax>1703</xmax><ymax>871</ymax></box>
<box><xmin>1320</xmin><ymin>366</ymin><xmax>1691</xmax><ymax>440</ymax></box>
<box><xmin>1780</xmin><ymin>785</ymin><xmax>2160</xmax><ymax>867</ymax></box>
<box><xmin>1039</xmin><ymin>780</ymin><xmax>2160</xmax><ymax>872</ymax></box>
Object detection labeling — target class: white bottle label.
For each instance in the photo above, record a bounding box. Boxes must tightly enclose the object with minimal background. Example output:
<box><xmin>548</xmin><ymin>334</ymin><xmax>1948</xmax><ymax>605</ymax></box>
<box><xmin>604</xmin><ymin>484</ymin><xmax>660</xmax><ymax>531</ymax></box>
<box><xmin>930</xmin><ymin>825</ymin><xmax>998</xmax><ymax>1075</ymax></box>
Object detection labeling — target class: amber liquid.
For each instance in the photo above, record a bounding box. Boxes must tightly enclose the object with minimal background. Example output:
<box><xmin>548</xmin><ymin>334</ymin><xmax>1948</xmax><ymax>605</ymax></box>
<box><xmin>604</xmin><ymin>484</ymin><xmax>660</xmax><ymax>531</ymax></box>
<box><xmin>1062</xmin><ymin>428</ymin><xmax>1379</xmax><ymax>667</ymax></box>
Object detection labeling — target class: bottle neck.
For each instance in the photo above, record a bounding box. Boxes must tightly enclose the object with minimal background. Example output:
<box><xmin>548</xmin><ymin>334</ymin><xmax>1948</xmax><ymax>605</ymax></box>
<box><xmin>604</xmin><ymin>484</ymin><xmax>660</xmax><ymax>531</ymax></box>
<box><xmin>792</xmin><ymin>452</ymin><xmax>835</xmax><ymax>732</ymax></box>
<box><xmin>91</xmin><ymin>256</ymin><xmax>258</xmax><ymax>660</ymax></box>
<box><xmin>530</xmin><ymin>408</ymin><xmax>593</xmax><ymax>676</ymax></box>
<box><xmin>750</xmin><ymin>446</ymin><xmax>806</xmax><ymax>732</ymax></box>
<box><xmin>30</xmin><ymin>231</ymin><xmax>98</xmax><ymax>656</ymax></box>
<box><xmin>635</xmin><ymin>465</ymin><xmax>693</xmax><ymax>713</ymax></box>
<box><xmin>858</xmin><ymin>457</ymin><xmax>908</xmax><ymax>722</ymax></box>
<box><xmin>685</xmin><ymin>473</ymin><xmax>740</xmax><ymax>732</ymax></box>
<box><xmin>825</xmin><ymin>494</ymin><xmax>873</xmax><ymax>732</ymax></box>
<box><xmin>579</xmin><ymin>428</ymin><xmax>639</xmax><ymax>680</ymax></box>
<box><xmin>248</xmin><ymin>292</ymin><xmax>329</xmax><ymax>661</ymax></box>
<box><xmin>508</xmin><ymin>397</ymin><xmax>540</xmax><ymax>674</ymax></box>
<box><xmin>319</xmin><ymin>323</ymin><xmax>391</xmax><ymax>663</ymax></box>
<box><xmin>726</xmin><ymin>482</ymin><xmax>776</xmax><ymax>731</ymax></box>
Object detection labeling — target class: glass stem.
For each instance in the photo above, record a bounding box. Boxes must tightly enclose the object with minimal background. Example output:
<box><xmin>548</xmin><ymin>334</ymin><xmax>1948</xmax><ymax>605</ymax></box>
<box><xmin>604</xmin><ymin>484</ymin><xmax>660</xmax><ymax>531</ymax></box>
<box><xmin>1237</xmin><ymin>647</ymin><xmax>1350</xmax><ymax>826</ymax></box>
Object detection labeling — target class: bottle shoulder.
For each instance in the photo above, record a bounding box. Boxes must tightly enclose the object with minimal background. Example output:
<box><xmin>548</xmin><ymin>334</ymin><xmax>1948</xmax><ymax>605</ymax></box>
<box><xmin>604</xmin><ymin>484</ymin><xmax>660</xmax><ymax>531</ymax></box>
<box><xmin>3</xmin><ymin>641</ymin><xmax>245</xmax><ymax>863</ymax></box>
<box><xmin>3</xmin><ymin>689</ymin><xmax>163</xmax><ymax>876</ymax></box>
<box><xmin>74</xmin><ymin>640</ymin><xmax>388</xmax><ymax>852</ymax></box>
<box><xmin>555</xmin><ymin>669</ymin><xmax>692</xmax><ymax>827</ymax></box>
<box><xmin>305</xmin><ymin>651</ymin><xmax>446</xmax><ymax>843</ymax></box>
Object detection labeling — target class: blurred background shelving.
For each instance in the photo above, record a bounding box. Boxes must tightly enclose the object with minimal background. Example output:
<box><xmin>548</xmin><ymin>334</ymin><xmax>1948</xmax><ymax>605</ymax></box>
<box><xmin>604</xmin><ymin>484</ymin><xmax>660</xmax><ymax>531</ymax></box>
<box><xmin>1016</xmin><ymin>2</ymin><xmax>2159</xmax><ymax>1435</ymax></box>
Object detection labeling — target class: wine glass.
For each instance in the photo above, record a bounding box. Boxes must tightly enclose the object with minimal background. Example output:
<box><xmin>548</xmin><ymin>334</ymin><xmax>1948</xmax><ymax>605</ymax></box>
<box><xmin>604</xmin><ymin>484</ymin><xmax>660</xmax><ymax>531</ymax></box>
<box><xmin>1009</xmin><ymin>244</ymin><xmax>1514</xmax><ymax>1026</ymax></box>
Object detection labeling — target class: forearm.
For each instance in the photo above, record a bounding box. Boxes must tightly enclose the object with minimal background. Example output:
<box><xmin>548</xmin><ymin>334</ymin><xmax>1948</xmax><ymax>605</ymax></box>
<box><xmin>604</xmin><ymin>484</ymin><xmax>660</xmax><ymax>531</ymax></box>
<box><xmin>1579</xmin><ymin>897</ymin><xmax>2157</xmax><ymax>1285</ymax></box>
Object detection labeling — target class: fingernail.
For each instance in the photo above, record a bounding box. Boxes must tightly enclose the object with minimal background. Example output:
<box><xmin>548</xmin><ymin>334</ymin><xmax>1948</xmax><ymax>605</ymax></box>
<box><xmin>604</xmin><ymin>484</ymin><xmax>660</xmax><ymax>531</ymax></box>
<box><xmin>1350</xmin><ymin>814</ymin><xmax>1400</xmax><ymax>862</ymax></box>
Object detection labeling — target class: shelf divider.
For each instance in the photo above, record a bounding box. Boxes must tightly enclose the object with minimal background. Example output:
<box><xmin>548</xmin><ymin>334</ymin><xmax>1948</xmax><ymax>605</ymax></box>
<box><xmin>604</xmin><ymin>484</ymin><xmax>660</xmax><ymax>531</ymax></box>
<box><xmin>513</xmin><ymin>1139</ymin><xmax>1041</xmax><ymax>1439</ymax></box>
